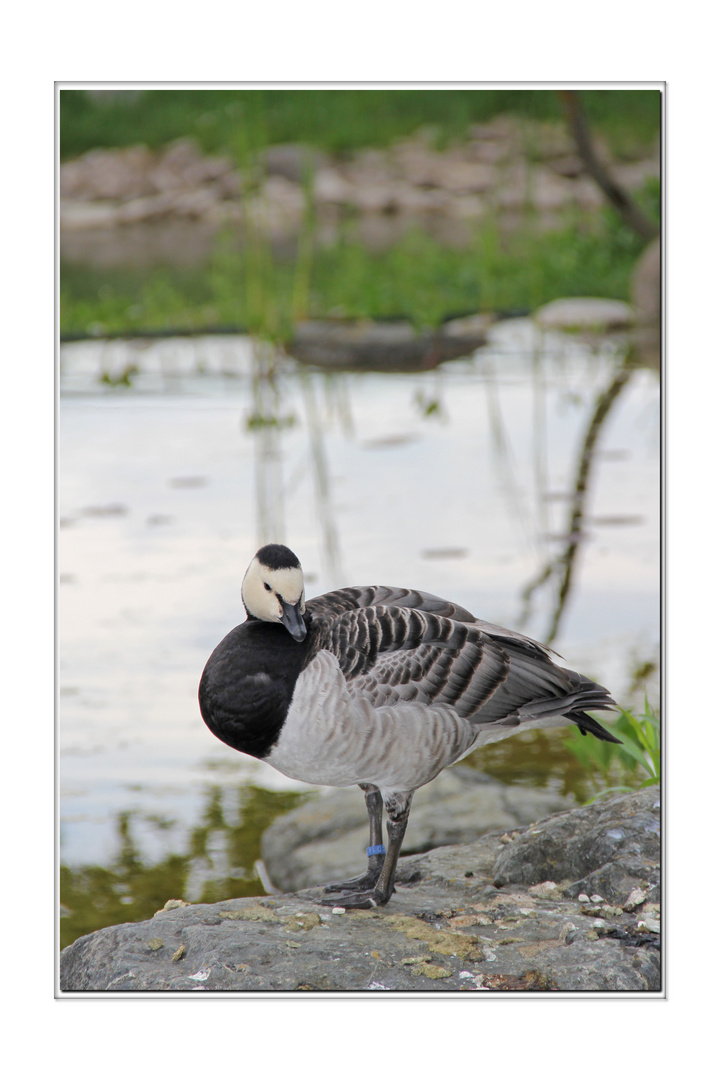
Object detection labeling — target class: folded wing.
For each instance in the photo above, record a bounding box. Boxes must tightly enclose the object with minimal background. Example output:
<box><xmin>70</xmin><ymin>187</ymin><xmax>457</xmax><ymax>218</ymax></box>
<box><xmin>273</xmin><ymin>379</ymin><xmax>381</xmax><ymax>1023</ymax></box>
<box><xmin>307</xmin><ymin>593</ymin><xmax>618</xmax><ymax>739</ymax></box>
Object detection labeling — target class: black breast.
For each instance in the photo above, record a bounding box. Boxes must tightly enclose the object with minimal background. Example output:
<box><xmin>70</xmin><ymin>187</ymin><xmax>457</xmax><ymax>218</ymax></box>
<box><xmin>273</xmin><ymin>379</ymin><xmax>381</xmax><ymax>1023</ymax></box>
<box><xmin>199</xmin><ymin>619</ymin><xmax>315</xmax><ymax>759</ymax></box>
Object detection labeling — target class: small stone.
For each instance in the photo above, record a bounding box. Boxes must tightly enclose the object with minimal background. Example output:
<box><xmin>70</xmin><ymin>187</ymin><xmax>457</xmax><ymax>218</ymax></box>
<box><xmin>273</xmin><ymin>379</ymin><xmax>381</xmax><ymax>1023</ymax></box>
<box><xmin>332</xmin><ymin>907</ymin><xmax>346</xmax><ymax>915</ymax></box>
<box><xmin>171</xmin><ymin>945</ymin><xmax>186</xmax><ymax>962</ymax></box>
<box><xmin>448</xmin><ymin>914</ymin><xmax>484</xmax><ymax>929</ymax></box>
<box><xmin>590</xmin><ymin>894</ymin><xmax>605</xmax><ymax>904</ymax></box>
<box><xmin>529</xmin><ymin>881</ymin><xmax>561</xmax><ymax>899</ymax></box>
<box><xmin>534</xmin><ymin>297</ymin><xmax>635</xmax><ymax>333</ymax></box>
<box><xmin>623</xmin><ymin>888</ymin><xmax>648</xmax><ymax>912</ymax></box>
<box><xmin>414</xmin><ymin>963</ymin><xmax>452</xmax><ymax>979</ymax></box>
<box><xmin>162</xmin><ymin>898</ymin><xmax>189</xmax><ymax>911</ymax></box>
<box><xmin>155</xmin><ymin>898</ymin><xmax>190</xmax><ymax>916</ymax></box>
<box><xmin>577</xmin><ymin>893</ymin><xmax>590</xmax><ymax>903</ymax></box>
<box><xmin>218</xmin><ymin>905</ymin><xmax>281</xmax><ymax>924</ymax></box>
<box><xmin>637</xmin><ymin>917</ymin><xmax>660</xmax><ymax>934</ymax></box>
<box><xmin>147</xmin><ymin>938</ymin><xmax>163</xmax><ymax>951</ymax></box>
<box><xmin>559</xmin><ymin>922</ymin><xmax>577</xmax><ymax>944</ymax></box>
<box><xmin>290</xmin><ymin>912</ymin><xmax>322</xmax><ymax>931</ymax></box>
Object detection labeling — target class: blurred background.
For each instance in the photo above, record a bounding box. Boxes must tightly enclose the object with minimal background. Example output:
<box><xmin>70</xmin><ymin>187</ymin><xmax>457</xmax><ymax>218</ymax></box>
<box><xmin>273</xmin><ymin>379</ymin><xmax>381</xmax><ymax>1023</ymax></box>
<box><xmin>58</xmin><ymin>86</ymin><xmax>661</xmax><ymax>948</ymax></box>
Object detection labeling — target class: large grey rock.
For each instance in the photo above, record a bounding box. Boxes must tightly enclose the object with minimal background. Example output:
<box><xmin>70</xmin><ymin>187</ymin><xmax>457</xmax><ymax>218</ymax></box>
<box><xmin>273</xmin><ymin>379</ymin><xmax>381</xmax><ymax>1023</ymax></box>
<box><xmin>59</xmin><ymin>789</ymin><xmax>661</xmax><ymax>993</ymax></box>
<box><xmin>493</xmin><ymin>787</ymin><xmax>660</xmax><ymax>905</ymax></box>
<box><xmin>286</xmin><ymin>316</ymin><xmax>491</xmax><ymax>373</ymax></box>
<box><xmin>261</xmin><ymin>768</ymin><xmax>571</xmax><ymax>893</ymax></box>
<box><xmin>534</xmin><ymin>297</ymin><xmax>635</xmax><ymax>333</ymax></box>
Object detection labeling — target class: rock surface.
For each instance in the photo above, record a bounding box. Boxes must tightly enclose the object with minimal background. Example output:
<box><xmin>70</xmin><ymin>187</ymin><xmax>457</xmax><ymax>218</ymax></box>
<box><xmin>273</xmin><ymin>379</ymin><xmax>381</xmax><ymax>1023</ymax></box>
<box><xmin>534</xmin><ymin>297</ymin><xmax>635</xmax><ymax>333</ymax></box>
<box><xmin>59</xmin><ymin>788</ymin><xmax>661</xmax><ymax>993</ymax></box>
<box><xmin>286</xmin><ymin>315</ymin><xmax>491</xmax><ymax>372</ymax></box>
<box><xmin>492</xmin><ymin>787</ymin><xmax>661</xmax><ymax>904</ymax></box>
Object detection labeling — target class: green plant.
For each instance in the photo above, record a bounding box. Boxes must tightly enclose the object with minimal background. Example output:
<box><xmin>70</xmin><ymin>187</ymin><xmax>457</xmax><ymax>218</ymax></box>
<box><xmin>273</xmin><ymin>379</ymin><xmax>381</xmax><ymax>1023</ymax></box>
<box><xmin>59</xmin><ymin>88</ymin><xmax>661</xmax><ymax>161</ymax></box>
<box><xmin>563</xmin><ymin>697</ymin><xmax>660</xmax><ymax>802</ymax></box>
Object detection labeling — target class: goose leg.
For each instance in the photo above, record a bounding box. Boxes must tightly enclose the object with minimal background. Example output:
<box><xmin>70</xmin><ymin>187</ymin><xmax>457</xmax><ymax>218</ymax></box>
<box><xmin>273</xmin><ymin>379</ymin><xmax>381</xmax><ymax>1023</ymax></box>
<box><xmin>323</xmin><ymin>783</ymin><xmax>385</xmax><ymax>893</ymax></box>
<box><xmin>320</xmin><ymin>792</ymin><xmax>413</xmax><ymax>909</ymax></box>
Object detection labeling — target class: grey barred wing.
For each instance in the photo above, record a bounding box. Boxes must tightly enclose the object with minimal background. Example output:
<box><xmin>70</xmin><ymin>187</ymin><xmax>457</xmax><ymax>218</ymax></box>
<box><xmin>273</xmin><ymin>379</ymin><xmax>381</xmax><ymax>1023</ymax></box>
<box><xmin>312</xmin><ymin>604</ymin><xmax>509</xmax><ymax>719</ymax></box>
<box><xmin>312</xmin><ymin>603</ymin><xmax>616</xmax><ymax>731</ymax></box>
<box><xmin>305</xmin><ymin>585</ymin><xmax>477</xmax><ymax>624</ymax></box>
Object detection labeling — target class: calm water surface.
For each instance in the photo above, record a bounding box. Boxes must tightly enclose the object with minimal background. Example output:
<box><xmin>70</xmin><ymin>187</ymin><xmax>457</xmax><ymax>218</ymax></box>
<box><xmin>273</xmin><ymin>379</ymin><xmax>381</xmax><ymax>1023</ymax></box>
<box><xmin>58</xmin><ymin>319</ymin><xmax>659</xmax><ymax>931</ymax></box>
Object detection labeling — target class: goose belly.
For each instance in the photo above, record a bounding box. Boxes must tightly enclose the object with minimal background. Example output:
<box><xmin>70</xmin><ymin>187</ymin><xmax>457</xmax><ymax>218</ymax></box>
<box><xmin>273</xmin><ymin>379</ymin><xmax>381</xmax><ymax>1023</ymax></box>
<box><xmin>265</xmin><ymin>650</ymin><xmax>478</xmax><ymax>791</ymax></box>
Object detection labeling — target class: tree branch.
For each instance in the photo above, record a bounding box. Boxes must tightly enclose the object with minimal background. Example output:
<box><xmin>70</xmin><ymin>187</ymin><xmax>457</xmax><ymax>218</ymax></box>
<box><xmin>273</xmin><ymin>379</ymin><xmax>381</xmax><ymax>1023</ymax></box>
<box><xmin>558</xmin><ymin>90</ymin><xmax>659</xmax><ymax>242</ymax></box>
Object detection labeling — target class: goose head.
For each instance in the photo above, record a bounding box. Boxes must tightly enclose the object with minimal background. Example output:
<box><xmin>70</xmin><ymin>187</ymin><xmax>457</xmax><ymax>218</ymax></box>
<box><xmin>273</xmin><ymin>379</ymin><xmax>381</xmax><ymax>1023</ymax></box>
<box><xmin>241</xmin><ymin>543</ymin><xmax>307</xmax><ymax>641</ymax></box>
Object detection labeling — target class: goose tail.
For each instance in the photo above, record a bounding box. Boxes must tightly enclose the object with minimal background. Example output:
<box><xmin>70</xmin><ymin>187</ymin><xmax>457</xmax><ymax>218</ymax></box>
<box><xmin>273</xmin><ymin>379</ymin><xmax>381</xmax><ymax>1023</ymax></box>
<box><xmin>508</xmin><ymin>680</ymin><xmax>621</xmax><ymax>743</ymax></box>
<box><xmin>565</xmin><ymin>708</ymin><xmax>622</xmax><ymax>744</ymax></box>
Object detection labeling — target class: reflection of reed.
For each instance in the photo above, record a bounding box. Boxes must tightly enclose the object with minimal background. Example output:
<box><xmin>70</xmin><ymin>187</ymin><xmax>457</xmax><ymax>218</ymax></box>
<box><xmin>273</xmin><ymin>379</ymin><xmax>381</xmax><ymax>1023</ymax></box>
<box><xmin>247</xmin><ymin>343</ymin><xmax>345</xmax><ymax>582</ymax></box>
<box><xmin>481</xmin><ymin>355</ymin><xmax>533</xmax><ymax>546</ymax></box>
<box><xmin>250</xmin><ymin>341</ymin><xmax>286</xmax><ymax>545</ymax></box>
<box><xmin>300</xmin><ymin>371</ymin><xmax>344</xmax><ymax>587</ymax></box>
<box><xmin>518</xmin><ymin>350</ymin><xmax>636</xmax><ymax>644</ymax></box>
<box><xmin>531</xmin><ymin>332</ymin><xmax>550</xmax><ymax>549</ymax></box>
<box><xmin>325</xmin><ymin>372</ymin><xmax>355</xmax><ymax>439</ymax></box>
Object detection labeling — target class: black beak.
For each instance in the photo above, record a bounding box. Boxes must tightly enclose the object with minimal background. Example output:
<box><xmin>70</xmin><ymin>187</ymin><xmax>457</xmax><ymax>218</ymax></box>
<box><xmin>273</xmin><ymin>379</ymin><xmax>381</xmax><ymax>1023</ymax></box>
<box><xmin>280</xmin><ymin>599</ymin><xmax>307</xmax><ymax>642</ymax></box>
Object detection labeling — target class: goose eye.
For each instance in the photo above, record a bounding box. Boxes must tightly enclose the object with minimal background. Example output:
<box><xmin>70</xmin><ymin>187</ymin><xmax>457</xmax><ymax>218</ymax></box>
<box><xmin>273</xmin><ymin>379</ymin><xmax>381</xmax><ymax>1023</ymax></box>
<box><xmin>264</xmin><ymin>582</ymin><xmax>272</xmax><ymax>592</ymax></box>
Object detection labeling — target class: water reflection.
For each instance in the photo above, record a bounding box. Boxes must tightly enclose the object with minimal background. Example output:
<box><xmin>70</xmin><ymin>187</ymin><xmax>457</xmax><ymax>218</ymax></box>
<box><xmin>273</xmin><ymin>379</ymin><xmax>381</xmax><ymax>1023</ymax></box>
<box><xmin>59</xmin><ymin>319</ymin><xmax>660</xmax><ymax>945</ymax></box>
<box><xmin>60</xmin><ymin>786</ymin><xmax>307</xmax><ymax>950</ymax></box>
<box><xmin>518</xmin><ymin>347</ymin><xmax>639</xmax><ymax>643</ymax></box>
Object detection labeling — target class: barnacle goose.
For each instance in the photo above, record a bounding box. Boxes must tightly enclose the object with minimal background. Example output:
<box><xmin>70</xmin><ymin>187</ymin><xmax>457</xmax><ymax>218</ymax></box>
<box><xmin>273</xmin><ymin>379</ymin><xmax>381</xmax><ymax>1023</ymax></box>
<box><xmin>199</xmin><ymin>543</ymin><xmax>619</xmax><ymax>909</ymax></box>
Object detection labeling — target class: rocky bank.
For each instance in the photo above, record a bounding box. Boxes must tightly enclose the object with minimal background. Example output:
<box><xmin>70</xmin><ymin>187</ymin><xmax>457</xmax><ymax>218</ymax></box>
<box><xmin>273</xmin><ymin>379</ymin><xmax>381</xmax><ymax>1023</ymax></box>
<box><xmin>59</xmin><ymin>787</ymin><xmax>661</xmax><ymax>994</ymax></box>
<box><xmin>60</xmin><ymin>116</ymin><xmax>659</xmax><ymax>243</ymax></box>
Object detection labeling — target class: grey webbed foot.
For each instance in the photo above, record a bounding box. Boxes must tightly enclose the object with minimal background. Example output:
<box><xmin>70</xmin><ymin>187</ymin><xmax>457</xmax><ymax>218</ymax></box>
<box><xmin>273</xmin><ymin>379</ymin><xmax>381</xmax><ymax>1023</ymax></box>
<box><xmin>319</xmin><ymin>885</ymin><xmax>394</xmax><ymax>909</ymax></box>
<box><xmin>322</xmin><ymin>868</ymin><xmax>382</xmax><ymax>894</ymax></box>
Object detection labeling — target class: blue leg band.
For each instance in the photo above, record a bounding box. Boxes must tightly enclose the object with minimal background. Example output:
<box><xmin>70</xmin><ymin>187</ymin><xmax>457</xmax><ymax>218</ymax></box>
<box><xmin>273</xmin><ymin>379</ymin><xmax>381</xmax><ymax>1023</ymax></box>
<box><xmin>367</xmin><ymin>844</ymin><xmax>386</xmax><ymax>856</ymax></box>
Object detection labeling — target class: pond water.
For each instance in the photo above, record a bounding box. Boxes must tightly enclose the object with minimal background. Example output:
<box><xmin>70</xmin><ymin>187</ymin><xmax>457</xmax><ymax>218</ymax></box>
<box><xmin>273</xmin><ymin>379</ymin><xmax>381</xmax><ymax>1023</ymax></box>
<box><xmin>58</xmin><ymin>318</ymin><xmax>659</xmax><ymax>941</ymax></box>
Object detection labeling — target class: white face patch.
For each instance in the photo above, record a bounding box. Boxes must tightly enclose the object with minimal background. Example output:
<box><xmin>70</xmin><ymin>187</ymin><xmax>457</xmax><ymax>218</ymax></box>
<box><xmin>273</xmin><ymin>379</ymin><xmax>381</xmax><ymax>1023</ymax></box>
<box><xmin>242</xmin><ymin>557</ymin><xmax>306</xmax><ymax>623</ymax></box>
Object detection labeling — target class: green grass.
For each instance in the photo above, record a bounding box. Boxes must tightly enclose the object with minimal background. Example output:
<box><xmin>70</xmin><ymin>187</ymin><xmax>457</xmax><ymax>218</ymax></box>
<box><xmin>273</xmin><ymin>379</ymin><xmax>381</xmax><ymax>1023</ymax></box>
<box><xmin>60</xmin><ymin>88</ymin><xmax>661</xmax><ymax>161</ymax></box>
<box><xmin>60</xmin><ymin>186</ymin><xmax>658</xmax><ymax>340</ymax></box>
<box><xmin>563</xmin><ymin>699</ymin><xmax>660</xmax><ymax>802</ymax></box>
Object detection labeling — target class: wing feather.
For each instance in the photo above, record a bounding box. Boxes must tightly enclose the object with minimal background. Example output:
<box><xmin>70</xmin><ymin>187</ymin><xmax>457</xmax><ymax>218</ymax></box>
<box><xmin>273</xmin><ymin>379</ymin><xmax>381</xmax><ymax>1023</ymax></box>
<box><xmin>308</xmin><ymin>594</ymin><xmax>616</xmax><ymax>732</ymax></box>
<box><xmin>307</xmin><ymin>585</ymin><xmax>477</xmax><ymax>624</ymax></box>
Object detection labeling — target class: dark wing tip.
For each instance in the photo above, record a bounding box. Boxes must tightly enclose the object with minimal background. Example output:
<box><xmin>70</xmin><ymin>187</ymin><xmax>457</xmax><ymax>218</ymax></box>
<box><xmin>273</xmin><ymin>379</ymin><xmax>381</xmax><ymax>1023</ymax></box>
<box><xmin>568</xmin><ymin>709</ymin><xmax>622</xmax><ymax>744</ymax></box>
